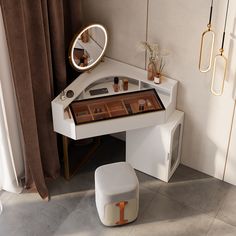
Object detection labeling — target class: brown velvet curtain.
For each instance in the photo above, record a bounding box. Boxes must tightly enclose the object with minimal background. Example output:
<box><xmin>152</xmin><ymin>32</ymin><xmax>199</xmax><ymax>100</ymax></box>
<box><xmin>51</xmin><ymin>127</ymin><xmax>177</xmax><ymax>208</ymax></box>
<box><xmin>0</xmin><ymin>0</ymin><xmax>82</xmax><ymax>199</ymax></box>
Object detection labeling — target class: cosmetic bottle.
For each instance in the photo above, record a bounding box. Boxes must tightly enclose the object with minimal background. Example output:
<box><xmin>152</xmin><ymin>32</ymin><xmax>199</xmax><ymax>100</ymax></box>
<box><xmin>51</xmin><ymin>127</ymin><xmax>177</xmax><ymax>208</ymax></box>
<box><xmin>123</xmin><ymin>79</ymin><xmax>129</xmax><ymax>91</ymax></box>
<box><xmin>113</xmin><ymin>77</ymin><xmax>120</xmax><ymax>92</ymax></box>
<box><xmin>138</xmin><ymin>99</ymin><xmax>146</xmax><ymax>111</ymax></box>
<box><xmin>146</xmin><ymin>99</ymin><xmax>152</xmax><ymax>108</ymax></box>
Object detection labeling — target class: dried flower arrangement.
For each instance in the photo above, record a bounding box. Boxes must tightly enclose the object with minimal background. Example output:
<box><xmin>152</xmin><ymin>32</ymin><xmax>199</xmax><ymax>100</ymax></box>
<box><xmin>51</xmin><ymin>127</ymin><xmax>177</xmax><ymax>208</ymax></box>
<box><xmin>157</xmin><ymin>57</ymin><xmax>165</xmax><ymax>76</ymax></box>
<box><xmin>141</xmin><ymin>41</ymin><xmax>169</xmax><ymax>81</ymax></box>
<box><xmin>142</xmin><ymin>42</ymin><xmax>159</xmax><ymax>60</ymax></box>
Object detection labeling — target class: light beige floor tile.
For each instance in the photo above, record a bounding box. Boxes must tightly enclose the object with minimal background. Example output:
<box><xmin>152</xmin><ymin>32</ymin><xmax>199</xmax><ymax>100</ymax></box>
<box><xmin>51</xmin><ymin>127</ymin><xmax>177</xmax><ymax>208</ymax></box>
<box><xmin>216</xmin><ymin>186</ymin><xmax>236</xmax><ymax>227</ymax></box>
<box><xmin>207</xmin><ymin>219</ymin><xmax>236</xmax><ymax>236</ymax></box>
<box><xmin>2</xmin><ymin>137</ymin><xmax>236</xmax><ymax>236</ymax></box>
<box><xmin>130</xmin><ymin>193</ymin><xmax>213</xmax><ymax>236</ymax></box>
<box><xmin>136</xmin><ymin>170</ymin><xmax>164</xmax><ymax>193</ymax></box>
<box><xmin>158</xmin><ymin>174</ymin><xmax>230</xmax><ymax>217</ymax></box>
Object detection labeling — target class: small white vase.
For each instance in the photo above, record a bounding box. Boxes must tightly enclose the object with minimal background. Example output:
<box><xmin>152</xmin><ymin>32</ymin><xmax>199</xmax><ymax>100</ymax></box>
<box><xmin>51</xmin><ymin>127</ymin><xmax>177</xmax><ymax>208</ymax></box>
<box><xmin>154</xmin><ymin>76</ymin><xmax>161</xmax><ymax>84</ymax></box>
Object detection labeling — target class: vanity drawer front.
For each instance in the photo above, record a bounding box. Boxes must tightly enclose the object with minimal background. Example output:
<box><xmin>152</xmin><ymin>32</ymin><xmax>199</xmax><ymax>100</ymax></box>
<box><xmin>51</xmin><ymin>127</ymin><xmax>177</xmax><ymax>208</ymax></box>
<box><xmin>75</xmin><ymin>109</ymin><xmax>165</xmax><ymax>140</ymax></box>
<box><xmin>70</xmin><ymin>88</ymin><xmax>165</xmax><ymax>125</ymax></box>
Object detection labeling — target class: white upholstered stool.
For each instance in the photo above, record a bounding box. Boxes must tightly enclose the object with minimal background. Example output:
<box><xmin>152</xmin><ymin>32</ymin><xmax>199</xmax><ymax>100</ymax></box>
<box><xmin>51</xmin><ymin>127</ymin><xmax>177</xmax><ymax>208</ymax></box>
<box><xmin>95</xmin><ymin>162</ymin><xmax>139</xmax><ymax>226</ymax></box>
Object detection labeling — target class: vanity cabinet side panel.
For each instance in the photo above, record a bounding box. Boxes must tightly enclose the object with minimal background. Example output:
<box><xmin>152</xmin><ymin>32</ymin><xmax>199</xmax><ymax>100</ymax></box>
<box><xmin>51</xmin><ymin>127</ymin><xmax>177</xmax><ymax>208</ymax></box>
<box><xmin>51</xmin><ymin>101</ymin><xmax>76</xmax><ymax>139</ymax></box>
<box><xmin>126</xmin><ymin>125</ymin><xmax>169</xmax><ymax>181</ymax></box>
<box><xmin>167</xmin><ymin>112</ymin><xmax>184</xmax><ymax>180</ymax></box>
<box><xmin>126</xmin><ymin>110</ymin><xmax>184</xmax><ymax>182</ymax></box>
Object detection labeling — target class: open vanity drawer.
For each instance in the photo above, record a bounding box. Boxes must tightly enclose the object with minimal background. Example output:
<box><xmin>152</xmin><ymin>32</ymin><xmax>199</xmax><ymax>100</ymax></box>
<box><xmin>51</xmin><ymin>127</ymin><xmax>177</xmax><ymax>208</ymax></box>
<box><xmin>70</xmin><ymin>89</ymin><xmax>165</xmax><ymax>125</ymax></box>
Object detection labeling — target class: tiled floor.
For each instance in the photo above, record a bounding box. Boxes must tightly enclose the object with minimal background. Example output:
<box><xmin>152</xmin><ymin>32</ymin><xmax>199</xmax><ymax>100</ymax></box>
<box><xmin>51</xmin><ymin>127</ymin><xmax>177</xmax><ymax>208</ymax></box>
<box><xmin>1</xmin><ymin>136</ymin><xmax>236</xmax><ymax>236</ymax></box>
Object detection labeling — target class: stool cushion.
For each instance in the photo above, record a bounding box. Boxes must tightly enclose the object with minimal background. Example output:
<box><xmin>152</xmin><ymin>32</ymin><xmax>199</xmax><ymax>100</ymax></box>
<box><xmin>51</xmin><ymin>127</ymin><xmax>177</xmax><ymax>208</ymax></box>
<box><xmin>95</xmin><ymin>162</ymin><xmax>139</xmax><ymax>226</ymax></box>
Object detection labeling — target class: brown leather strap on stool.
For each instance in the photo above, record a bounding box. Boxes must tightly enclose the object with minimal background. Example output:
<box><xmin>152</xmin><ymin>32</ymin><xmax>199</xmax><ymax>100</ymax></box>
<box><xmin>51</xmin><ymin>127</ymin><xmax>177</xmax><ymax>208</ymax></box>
<box><xmin>115</xmin><ymin>201</ymin><xmax>128</xmax><ymax>225</ymax></box>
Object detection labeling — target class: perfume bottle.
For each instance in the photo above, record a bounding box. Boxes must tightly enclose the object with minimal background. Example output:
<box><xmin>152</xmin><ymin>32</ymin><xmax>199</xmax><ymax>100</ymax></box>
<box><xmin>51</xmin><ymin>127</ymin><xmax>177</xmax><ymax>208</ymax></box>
<box><xmin>123</xmin><ymin>79</ymin><xmax>129</xmax><ymax>91</ymax></box>
<box><xmin>113</xmin><ymin>77</ymin><xmax>120</xmax><ymax>92</ymax></box>
<box><xmin>138</xmin><ymin>99</ymin><xmax>146</xmax><ymax>111</ymax></box>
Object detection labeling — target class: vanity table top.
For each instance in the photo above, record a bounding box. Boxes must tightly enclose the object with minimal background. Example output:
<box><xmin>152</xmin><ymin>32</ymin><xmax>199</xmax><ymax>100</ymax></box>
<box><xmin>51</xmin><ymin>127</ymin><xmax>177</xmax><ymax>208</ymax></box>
<box><xmin>51</xmin><ymin>57</ymin><xmax>178</xmax><ymax>139</ymax></box>
<box><xmin>52</xmin><ymin>57</ymin><xmax>177</xmax><ymax>109</ymax></box>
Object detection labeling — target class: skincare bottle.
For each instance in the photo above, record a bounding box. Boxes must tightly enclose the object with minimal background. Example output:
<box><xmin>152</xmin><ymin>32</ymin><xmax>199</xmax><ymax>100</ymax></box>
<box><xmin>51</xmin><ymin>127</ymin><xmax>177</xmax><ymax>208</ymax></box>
<box><xmin>123</xmin><ymin>79</ymin><xmax>129</xmax><ymax>91</ymax></box>
<box><xmin>113</xmin><ymin>77</ymin><xmax>120</xmax><ymax>92</ymax></box>
<box><xmin>138</xmin><ymin>99</ymin><xmax>146</xmax><ymax>111</ymax></box>
<box><xmin>146</xmin><ymin>99</ymin><xmax>152</xmax><ymax>108</ymax></box>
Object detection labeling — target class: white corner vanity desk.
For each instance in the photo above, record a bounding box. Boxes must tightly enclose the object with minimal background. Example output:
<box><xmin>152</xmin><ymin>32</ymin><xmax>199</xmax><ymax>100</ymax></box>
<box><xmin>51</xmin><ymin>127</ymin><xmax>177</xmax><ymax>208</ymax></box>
<box><xmin>51</xmin><ymin>24</ymin><xmax>184</xmax><ymax>182</ymax></box>
<box><xmin>51</xmin><ymin>57</ymin><xmax>184</xmax><ymax>182</ymax></box>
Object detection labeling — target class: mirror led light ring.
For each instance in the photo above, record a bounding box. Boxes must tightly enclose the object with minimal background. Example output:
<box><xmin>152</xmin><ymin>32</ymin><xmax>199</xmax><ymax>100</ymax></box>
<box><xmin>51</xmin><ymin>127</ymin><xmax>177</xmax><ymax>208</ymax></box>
<box><xmin>69</xmin><ymin>24</ymin><xmax>108</xmax><ymax>72</ymax></box>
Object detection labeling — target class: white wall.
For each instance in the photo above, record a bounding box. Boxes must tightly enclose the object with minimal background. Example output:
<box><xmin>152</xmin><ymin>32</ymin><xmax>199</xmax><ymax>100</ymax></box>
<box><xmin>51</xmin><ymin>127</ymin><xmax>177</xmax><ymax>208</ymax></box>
<box><xmin>224</xmin><ymin>102</ymin><xmax>236</xmax><ymax>185</ymax></box>
<box><xmin>82</xmin><ymin>0</ymin><xmax>147</xmax><ymax>68</ymax></box>
<box><xmin>222</xmin><ymin>1</ymin><xmax>236</xmax><ymax>185</ymax></box>
<box><xmin>81</xmin><ymin>0</ymin><xmax>236</xmax><ymax>180</ymax></box>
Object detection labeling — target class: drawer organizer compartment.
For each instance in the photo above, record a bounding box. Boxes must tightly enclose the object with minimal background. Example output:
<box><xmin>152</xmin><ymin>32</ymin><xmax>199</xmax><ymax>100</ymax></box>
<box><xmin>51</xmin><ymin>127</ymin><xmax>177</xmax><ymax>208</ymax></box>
<box><xmin>70</xmin><ymin>89</ymin><xmax>165</xmax><ymax>125</ymax></box>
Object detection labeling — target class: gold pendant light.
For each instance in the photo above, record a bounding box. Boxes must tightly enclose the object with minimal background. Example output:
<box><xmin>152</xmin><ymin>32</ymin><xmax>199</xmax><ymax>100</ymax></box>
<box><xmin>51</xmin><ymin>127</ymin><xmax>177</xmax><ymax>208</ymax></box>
<box><xmin>211</xmin><ymin>0</ymin><xmax>230</xmax><ymax>96</ymax></box>
<box><xmin>199</xmin><ymin>0</ymin><xmax>215</xmax><ymax>73</ymax></box>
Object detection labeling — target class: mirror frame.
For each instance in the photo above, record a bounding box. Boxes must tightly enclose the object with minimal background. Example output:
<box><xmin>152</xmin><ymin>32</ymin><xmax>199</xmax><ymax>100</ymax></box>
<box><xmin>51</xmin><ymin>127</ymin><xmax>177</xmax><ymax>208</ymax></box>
<box><xmin>68</xmin><ymin>24</ymin><xmax>108</xmax><ymax>72</ymax></box>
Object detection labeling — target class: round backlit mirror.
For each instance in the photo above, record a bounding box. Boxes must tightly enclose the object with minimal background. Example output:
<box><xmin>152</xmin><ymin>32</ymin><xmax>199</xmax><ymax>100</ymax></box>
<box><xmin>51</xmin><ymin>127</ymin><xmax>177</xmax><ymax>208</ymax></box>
<box><xmin>69</xmin><ymin>24</ymin><xmax>108</xmax><ymax>71</ymax></box>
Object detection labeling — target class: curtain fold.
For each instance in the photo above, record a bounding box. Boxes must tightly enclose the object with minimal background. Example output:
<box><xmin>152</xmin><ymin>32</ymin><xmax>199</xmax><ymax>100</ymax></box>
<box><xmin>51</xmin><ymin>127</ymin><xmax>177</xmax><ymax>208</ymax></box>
<box><xmin>0</xmin><ymin>0</ymin><xmax>82</xmax><ymax>199</ymax></box>
<box><xmin>0</xmin><ymin>6</ymin><xmax>23</xmax><ymax>194</ymax></box>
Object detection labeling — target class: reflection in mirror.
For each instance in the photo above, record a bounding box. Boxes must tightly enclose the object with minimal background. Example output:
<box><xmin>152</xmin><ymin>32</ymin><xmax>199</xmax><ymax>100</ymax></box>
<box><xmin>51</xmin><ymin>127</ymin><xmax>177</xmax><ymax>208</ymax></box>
<box><xmin>69</xmin><ymin>24</ymin><xmax>108</xmax><ymax>71</ymax></box>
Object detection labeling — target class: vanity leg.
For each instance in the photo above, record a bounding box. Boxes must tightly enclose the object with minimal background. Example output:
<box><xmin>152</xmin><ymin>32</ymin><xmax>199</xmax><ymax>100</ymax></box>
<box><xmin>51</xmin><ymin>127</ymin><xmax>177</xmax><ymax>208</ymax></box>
<box><xmin>69</xmin><ymin>137</ymin><xmax>101</xmax><ymax>178</ymax></box>
<box><xmin>62</xmin><ymin>135</ymin><xmax>70</xmax><ymax>180</ymax></box>
<box><xmin>62</xmin><ymin>135</ymin><xmax>101</xmax><ymax>180</ymax></box>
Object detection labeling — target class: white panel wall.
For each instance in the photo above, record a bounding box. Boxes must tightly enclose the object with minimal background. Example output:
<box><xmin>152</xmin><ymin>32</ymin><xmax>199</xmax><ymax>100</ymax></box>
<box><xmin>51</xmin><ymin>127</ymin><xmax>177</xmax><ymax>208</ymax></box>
<box><xmin>222</xmin><ymin>1</ymin><xmax>236</xmax><ymax>185</ymax></box>
<box><xmin>81</xmin><ymin>0</ymin><xmax>236</xmax><ymax>180</ymax></box>
<box><xmin>224</xmin><ymin>104</ymin><xmax>236</xmax><ymax>185</ymax></box>
<box><xmin>81</xmin><ymin>0</ymin><xmax>147</xmax><ymax>68</ymax></box>
<box><xmin>147</xmin><ymin>0</ymin><xmax>236</xmax><ymax>179</ymax></box>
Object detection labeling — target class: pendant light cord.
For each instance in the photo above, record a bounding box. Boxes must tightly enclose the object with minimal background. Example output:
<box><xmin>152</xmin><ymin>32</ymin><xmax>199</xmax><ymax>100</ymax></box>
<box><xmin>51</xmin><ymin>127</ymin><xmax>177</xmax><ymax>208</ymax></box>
<box><xmin>221</xmin><ymin>0</ymin><xmax>230</xmax><ymax>50</ymax></box>
<box><xmin>208</xmin><ymin>0</ymin><xmax>214</xmax><ymax>26</ymax></box>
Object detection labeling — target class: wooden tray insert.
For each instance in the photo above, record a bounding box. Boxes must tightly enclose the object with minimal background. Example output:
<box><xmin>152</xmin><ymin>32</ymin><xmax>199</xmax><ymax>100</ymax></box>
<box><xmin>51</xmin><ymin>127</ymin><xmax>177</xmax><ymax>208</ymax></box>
<box><xmin>69</xmin><ymin>104</ymin><xmax>93</xmax><ymax>124</ymax></box>
<box><xmin>89</xmin><ymin>102</ymin><xmax>110</xmax><ymax>121</ymax></box>
<box><xmin>70</xmin><ymin>89</ymin><xmax>165</xmax><ymax>125</ymax></box>
<box><xmin>107</xmin><ymin>100</ymin><xmax>127</xmax><ymax>117</ymax></box>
